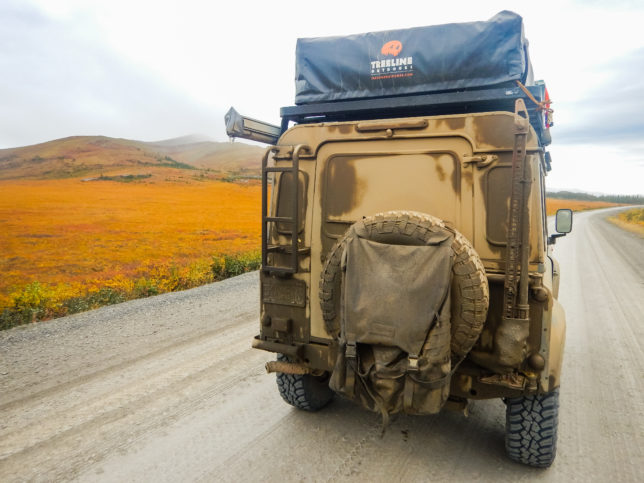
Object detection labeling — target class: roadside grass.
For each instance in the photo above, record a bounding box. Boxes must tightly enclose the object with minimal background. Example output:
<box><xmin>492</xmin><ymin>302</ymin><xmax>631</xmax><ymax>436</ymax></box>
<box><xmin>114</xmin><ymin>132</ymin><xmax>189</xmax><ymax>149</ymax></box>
<box><xmin>0</xmin><ymin>178</ymin><xmax>264</xmax><ymax>330</ymax></box>
<box><xmin>608</xmin><ymin>207</ymin><xmax>644</xmax><ymax>237</ymax></box>
<box><xmin>545</xmin><ymin>198</ymin><xmax>622</xmax><ymax>216</ymax></box>
<box><xmin>0</xmin><ymin>250</ymin><xmax>260</xmax><ymax>330</ymax></box>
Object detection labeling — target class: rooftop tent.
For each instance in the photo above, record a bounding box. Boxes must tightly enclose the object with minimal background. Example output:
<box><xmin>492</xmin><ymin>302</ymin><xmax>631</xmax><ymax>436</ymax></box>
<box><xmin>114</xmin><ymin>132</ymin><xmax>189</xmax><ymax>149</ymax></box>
<box><xmin>294</xmin><ymin>10</ymin><xmax>534</xmax><ymax>105</ymax></box>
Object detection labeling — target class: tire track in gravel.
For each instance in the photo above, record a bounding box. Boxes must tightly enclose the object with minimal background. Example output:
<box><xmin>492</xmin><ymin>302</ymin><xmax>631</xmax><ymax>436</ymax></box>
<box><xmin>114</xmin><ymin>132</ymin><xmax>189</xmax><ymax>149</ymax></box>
<box><xmin>0</xmin><ymin>321</ymin><xmax>255</xmax><ymax>458</ymax></box>
<box><xmin>0</xmin><ymin>272</ymin><xmax>260</xmax><ymax>403</ymax></box>
<box><xmin>1</xmin><ymin>323</ymin><xmax>267</xmax><ymax>481</ymax></box>
<box><xmin>0</xmin><ymin>272</ymin><xmax>266</xmax><ymax>482</ymax></box>
<box><xmin>0</xmin><ymin>310</ymin><xmax>254</xmax><ymax>414</ymax></box>
<box><xmin>1</xmin><ymin>213</ymin><xmax>643</xmax><ymax>482</ymax></box>
<box><xmin>553</xmin><ymin>209</ymin><xmax>644</xmax><ymax>482</ymax></box>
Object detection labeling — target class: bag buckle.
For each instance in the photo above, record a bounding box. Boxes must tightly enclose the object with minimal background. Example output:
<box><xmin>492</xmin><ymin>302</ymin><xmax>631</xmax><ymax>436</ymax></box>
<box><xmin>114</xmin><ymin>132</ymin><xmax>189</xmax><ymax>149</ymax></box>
<box><xmin>346</xmin><ymin>342</ymin><xmax>357</xmax><ymax>359</ymax></box>
<box><xmin>408</xmin><ymin>355</ymin><xmax>419</xmax><ymax>372</ymax></box>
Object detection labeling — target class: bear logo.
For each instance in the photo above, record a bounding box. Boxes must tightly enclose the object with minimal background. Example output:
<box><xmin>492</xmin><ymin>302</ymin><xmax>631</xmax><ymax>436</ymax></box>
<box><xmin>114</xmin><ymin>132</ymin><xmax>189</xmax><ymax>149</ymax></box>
<box><xmin>381</xmin><ymin>40</ymin><xmax>402</xmax><ymax>57</ymax></box>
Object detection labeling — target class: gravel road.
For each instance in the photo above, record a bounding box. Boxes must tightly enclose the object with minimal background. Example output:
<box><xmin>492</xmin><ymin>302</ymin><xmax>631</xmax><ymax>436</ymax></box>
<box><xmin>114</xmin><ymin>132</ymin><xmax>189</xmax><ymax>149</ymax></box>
<box><xmin>1</xmin><ymin>207</ymin><xmax>642</xmax><ymax>482</ymax></box>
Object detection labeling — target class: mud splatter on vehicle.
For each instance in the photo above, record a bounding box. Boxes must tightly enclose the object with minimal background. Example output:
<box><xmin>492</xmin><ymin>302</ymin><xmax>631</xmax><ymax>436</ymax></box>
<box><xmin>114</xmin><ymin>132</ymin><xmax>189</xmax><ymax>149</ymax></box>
<box><xmin>226</xmin><ymin>11</ymin><xmax>571</xmax><ymax>468</ymax></box>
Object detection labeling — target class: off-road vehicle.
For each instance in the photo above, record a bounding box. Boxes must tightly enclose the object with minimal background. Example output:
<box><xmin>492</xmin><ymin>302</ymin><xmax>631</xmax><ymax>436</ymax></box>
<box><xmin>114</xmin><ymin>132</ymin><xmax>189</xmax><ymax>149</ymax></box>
<box><xmin>226</xmin><ymin>10</ymin><xmax>571</xmax><ymax>467</ymax></box>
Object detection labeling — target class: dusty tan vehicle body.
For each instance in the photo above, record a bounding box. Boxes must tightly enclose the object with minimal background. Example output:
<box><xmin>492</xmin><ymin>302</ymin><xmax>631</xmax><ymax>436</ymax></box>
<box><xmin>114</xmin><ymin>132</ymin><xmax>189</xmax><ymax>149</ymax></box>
<box><xmin>254</xmin><ymin>107</ymin><xmax>565</xmax><ymax>399</ymax></box>
<box><xmin>227</xmin><ymin>11</ymin><xmax>569</xmax><ymax>467</ymax></box>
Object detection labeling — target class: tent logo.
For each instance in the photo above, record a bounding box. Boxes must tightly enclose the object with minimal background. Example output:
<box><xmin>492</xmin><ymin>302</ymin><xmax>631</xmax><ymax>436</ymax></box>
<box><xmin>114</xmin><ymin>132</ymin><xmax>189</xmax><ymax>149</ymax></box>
<box><xmin>381</xmin><ymin>40</ymin><xmax>403</xmax><ymax>57</ymax></box>
<box><xmin>370</xmin><ymin>40</ymin><xmax>413</xmax><ymax>80</ymax></box>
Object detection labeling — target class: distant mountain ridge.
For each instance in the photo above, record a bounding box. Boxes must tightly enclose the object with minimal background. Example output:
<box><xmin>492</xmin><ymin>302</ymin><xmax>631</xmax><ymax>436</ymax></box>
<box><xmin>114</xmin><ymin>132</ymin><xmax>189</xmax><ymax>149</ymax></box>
<box><xmin>0</xmin><ymin>135</ymin><xmax>264</xmax><ymax>180</ymax></box>
<box><xmin>147</xmin><ymin>134</ymin><xmax>215</xmax><ymax>146</ymax></box>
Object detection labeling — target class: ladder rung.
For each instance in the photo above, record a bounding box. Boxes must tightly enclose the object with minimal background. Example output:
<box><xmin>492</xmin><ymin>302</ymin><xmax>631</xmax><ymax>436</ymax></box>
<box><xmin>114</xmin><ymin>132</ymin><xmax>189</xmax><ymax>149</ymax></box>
<box><xmin>262</xmin><ymin>266</ymin><xmax>296</xmax><ymax>274</ymax></box>
<box><xmin>267</xmin><ymin>245</ymin><xmax>310</xmax><ymax>254</ymax></box>
<box><xmin>264</xmin><ymin>167</ymin><xmax>295</xmax><ymax>173</ymax></box>
<box><xmin>266</xmin><ymin>217</ymin><xmax>295</xmax><ymax>223</ymax></box>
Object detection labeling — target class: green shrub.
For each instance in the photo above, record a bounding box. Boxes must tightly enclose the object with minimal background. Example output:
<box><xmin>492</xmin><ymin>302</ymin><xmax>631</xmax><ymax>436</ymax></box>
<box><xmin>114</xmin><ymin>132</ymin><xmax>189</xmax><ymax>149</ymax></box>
<box><xmin>622</xmin><ymin>208</ymin><xmax>644</xmax><ymax>224</ymax></box>
<box><xmin>1</xmin><ymin>250</ymin><xmax>262</xmax><ymax>330</ymax></box>
<box><xmin>212</xmin><ymin>250</ymin><xmax>261</xmax><ymax>280</ymax></box>
<box><xmin>133</xmin><ymin>278</ymin><xmax>159</xmax><ymax>298</ymax></box>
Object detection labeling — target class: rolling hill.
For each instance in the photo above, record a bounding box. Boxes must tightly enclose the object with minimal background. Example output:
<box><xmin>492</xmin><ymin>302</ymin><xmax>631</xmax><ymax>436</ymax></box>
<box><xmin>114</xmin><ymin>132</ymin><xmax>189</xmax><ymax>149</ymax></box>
<box><xmin>0</xmin><ymin>135</ymin><xmax>264</xmax><ymax>180</ymax></box>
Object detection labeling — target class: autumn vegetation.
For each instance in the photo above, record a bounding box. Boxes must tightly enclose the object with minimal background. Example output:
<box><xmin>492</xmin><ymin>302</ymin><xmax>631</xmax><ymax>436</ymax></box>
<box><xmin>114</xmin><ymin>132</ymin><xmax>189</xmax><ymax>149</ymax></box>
<box><xmin>0</xmin><ymin>135</ymin><xmax>639</xmax><ymax>329</ymax></box>
<box><xmin>545</xmin><ymin>198</ymin><xmax>623</xmax><ymax>216</ymax></box>
<box><xmin>1</xmin><ymin>179</ymin><xmax>625</xmax><ymax>329</ymax></box>
<box><xmin>0</xmin><ymin>178</ymin><xmax>262</xmax><ymax>329</ymax></box>
<box><xmin>0</xmin><ymin>135</ymin><xmax>267</xmax><ymax>329</ymax></box>
<box><xmin>608</xmin><ymin>207</ymin><xmax>644</xmax><ymax>236</ymax></box>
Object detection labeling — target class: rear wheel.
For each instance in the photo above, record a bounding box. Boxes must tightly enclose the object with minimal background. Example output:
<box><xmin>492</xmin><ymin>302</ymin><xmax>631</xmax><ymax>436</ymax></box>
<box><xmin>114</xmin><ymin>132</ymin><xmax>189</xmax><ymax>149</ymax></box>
<box><xmin>505</xmin><ymin>388</ymin><xmax>560</xmax><ymax>467</ymax></box>
<box><xmin>275</xmin><ymin>354</ymin><xmax>334</xmax><ymax>411</ymax></box>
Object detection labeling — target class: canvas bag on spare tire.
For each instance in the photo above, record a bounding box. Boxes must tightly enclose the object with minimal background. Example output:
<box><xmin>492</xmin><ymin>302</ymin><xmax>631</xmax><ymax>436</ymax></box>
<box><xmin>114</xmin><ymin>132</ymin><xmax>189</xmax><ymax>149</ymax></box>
<box><xmin>329</xmin><ymin>224</ymin><xmax>454</xmax><ymax>417</ymax></box>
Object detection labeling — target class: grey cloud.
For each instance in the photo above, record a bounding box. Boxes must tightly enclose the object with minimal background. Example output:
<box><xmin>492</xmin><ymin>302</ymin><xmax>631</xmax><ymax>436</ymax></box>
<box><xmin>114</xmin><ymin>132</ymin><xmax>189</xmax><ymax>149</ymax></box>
<box><xmin>574</xmin><ymin>0</ymin><xmax>644</xmax><ymax>8</ymax></box>
<box><xmin>0</xmin><ymin>2</ymin><xmax>225</xmax><ymax>148</ymax></box>
<box><xmin>4</xmin><ymin>1</ymin><xmax>643</xmax><ymax>152</ymax></box>
<box><xmin>555</xmin><ymin>48</ymin><xmax>644</xmax><ymax>146</ymax></box>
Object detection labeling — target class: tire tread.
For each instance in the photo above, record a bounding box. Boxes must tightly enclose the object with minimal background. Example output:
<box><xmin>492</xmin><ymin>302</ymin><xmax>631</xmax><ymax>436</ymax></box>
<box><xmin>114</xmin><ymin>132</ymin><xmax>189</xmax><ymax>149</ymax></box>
<box><xmin>505</xmin><ymin>388</ymin><xmax>559</xmax><ymax>467</ymax></box>
<box><xmin>275</xmin><ymin>354</ymin><xmax>334</xmax><ymax>411</ymax></box>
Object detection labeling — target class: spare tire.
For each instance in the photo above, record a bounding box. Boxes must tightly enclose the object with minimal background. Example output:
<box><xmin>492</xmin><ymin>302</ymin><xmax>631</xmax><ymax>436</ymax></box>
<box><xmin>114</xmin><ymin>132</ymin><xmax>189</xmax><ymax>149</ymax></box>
<box><xmin>319</xmin><ymin>211</ymin><xmax>488</xmax><ymax>360</ymax></box>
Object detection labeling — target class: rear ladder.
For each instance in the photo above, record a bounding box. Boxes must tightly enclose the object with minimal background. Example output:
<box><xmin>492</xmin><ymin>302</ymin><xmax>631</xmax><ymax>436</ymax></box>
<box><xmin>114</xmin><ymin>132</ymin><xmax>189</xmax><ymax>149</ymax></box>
<box><xmin>261</xmin><ymin>144</ymin><xmax>309</xmax><ymax>274</ymax></box>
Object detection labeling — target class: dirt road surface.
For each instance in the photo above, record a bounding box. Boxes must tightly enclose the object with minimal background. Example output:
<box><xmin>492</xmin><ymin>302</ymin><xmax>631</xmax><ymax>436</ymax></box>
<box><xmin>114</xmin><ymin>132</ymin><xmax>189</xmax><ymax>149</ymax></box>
<box><xmin>1</xmin><ymin>207</ymin><xmax>642</xmax><ymax>482</ymax></box>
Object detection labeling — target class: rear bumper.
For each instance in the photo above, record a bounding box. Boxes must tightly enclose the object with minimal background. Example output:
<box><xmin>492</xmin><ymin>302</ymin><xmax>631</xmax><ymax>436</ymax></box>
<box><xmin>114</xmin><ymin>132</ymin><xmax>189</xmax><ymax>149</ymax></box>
<box><xmin>252</xmin><ymin>336</ymin><xmax>546</xmax><ymax>399</ymax></box>
<box><xmin>252</xmin><ymin>336</ymin><xmax>334</xmax><ymax>371</ymax></box>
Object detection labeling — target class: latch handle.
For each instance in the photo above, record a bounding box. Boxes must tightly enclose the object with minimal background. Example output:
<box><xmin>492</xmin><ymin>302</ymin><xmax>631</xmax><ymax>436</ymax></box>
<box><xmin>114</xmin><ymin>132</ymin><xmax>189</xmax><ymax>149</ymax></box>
<box><xmin>356</xmin><ymin>119</ymin><xmax>428</xmax><ymax>132</ymax></box>
<box><xmin>463</xmin><ymin>154</ymin><xmax>498</xmax><ymax>168</ymax></box>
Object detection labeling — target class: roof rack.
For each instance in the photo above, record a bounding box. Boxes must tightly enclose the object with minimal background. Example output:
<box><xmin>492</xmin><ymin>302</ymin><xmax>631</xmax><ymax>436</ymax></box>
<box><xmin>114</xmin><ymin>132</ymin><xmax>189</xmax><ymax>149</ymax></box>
<box><xmin>280</xmin><ymin>84</ymin><xmax>551</xmax><ymax>146</ymax></box>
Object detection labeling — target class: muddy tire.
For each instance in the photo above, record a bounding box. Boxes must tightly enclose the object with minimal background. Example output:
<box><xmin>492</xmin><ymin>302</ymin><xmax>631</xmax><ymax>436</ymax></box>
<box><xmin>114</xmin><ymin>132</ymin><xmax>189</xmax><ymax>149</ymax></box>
<box><xmin>320</xmin><ymin>211</ymin><xmax>488</xmax><ymax>359</ymax></box>
<box><xmin>505</xmin><ymin>388</ymin><xmax>560</xmax><ymax>467</ymax></box>
<box><xmin>275</xmin><ymin>354</ymin><xmax>334</xmax><ymax>411</ymax></box>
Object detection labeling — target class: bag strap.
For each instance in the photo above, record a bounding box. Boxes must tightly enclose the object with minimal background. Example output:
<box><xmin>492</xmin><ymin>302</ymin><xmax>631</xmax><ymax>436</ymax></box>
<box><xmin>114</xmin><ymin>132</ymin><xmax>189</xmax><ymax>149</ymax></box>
<box><xmin>344</xmin><ymin>340</ymin><xmax>357</xmax><ymax>396</ymax></box>
<box><xmin>402</xmin><ymin>356</ymin><xmax>467</xmax><ymax>411</ymax></box>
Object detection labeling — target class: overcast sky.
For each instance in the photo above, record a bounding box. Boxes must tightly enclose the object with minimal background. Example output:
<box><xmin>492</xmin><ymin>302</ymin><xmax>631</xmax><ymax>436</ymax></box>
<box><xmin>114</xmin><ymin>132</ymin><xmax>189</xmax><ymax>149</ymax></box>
<box><xmin>2</xmin><ymin>0</ymin><xmax>643</xmax><ymax>194</ymax></box>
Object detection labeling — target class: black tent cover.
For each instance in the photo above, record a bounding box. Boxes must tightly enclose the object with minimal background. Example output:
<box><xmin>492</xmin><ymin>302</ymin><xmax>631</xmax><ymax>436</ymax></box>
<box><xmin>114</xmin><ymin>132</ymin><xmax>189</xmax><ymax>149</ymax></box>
<box><xmin>294</xmin><ymin>11</ymin><xmax>534</xmax><ymax>105</ymax></box>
